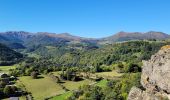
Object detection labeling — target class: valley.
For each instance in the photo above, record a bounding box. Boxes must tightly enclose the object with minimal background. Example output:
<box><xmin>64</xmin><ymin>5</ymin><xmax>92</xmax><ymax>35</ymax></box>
<box><xmin>0</xmin><ymin>31</ymin><xmax>170</xmax><ymax>100</ymax></box>
<box><xmin>1</xmin><ymin>66</ymin><xmax>122</xmax><ymax>100</ymax></box>
<box><xmin>1</xmin><ymin>0</ymin><xmax>170</xmax><ymax>99</ymax></box>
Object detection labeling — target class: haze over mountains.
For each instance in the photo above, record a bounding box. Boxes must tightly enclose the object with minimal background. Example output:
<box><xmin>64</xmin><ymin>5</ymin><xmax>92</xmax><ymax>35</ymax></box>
<box><xmin>0</xmin><ymin>31</ymin><xmax>169</xmax><ymax>49</ymax></box>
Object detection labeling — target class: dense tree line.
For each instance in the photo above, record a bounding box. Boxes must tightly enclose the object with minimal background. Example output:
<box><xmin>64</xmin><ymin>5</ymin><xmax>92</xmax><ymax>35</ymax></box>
<box><xmin>0</xmin><ymin>74</ymin><xmax>25</xmax><ymax>99</ymax></box>
<box><xmin>0</xmin><ymin>43</ymin><xmax>23</xmax><ymax>65</ymax></box>
<box><xmin>11</xmin><ymin>40</ymin><xmax>170</xmax><ymax>75</ymax></box>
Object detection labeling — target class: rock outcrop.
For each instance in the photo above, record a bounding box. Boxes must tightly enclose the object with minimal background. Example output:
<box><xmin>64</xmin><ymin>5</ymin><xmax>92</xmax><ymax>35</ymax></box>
<box><xmin>128</xmin><ymin>45</ymin><xmax>170</xmax><ymax>100</ymax></box>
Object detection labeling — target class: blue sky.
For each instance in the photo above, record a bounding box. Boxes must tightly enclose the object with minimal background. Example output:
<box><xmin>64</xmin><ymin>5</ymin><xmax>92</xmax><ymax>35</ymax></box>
<box><xmin>0</xmin><ymin>0</ymin><xmax>170</xmax><ymax>38</ymax></box>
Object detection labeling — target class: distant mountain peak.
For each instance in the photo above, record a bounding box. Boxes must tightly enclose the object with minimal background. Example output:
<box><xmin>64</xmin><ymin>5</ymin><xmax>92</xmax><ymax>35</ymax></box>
<box><xmin>4</xmin><ymin>31</ymin><xmax>32</xmax><ymax>35</ymax></box>
<box><xmin>56</xmin><ymin>33</ymin><xmax>76</xmax><ymax>37</ymax></box>
<box><xmin>101</xmin><ymin>31</ymin><xmax>170</xmax><ymax>43</ymax></box>
<box><xmin>0</xmin><ymin>31</ymin><xmax>169</xmax><ymax>46</ymax></box>
<box><xmin>147</xmin><ymin>31</ymin><xmax>163</xmax><ymax>33</ymax></box>
<box><xmin>58</xmin><ymin>33</ymin><xmax>72</xmax><ymax>36</ymax></box>
<box><xmin>5</xmin><ymin>31</ymin><xmax>28</xmax><ymax>33</ymax></box>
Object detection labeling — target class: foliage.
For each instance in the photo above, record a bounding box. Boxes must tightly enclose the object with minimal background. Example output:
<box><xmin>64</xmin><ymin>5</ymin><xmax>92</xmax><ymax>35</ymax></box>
<box><xmin>3</xmin><ymin>85</ymin><xmax>18</xmax><ymax>96</ymax></box>
<box><xmin>31</xmin><ymin>71</ymin><xmax>38</xmax><ymax>79</ymax></box>
<box><xmin>14</xmin><ymin>40</ymin><xmax>170</xmax><ymax>76</ymax></box>
<box><xmin>68</xmin><ymin>73</ymin><xmax>141</xmax><ymax>100</ymax></box>
<box><xmin>60</xmin><ymin>68</ymin><xmax>78</xmax><ymax>81</ymax></box>
<box><xmin>48</xmin><ymin>73</ymin><xmax>60</xmax><ymax>83</ymax></box>
<box><xmin>5</xmin><ymin>40</ymin><xmax>170</xmax><ymax>99</ymax></box>
<box><xmin>0</xmin><ymin>43</ymin><xmax>23</xmax><ymax>65</ymax></box>
<box><xmin>49</xmin><ymin>91</ymin><xmax>73</xmax><ymax>100</ymax></box>
<box><xmin>124</xmin><ymin>63</ymin><xmax>141</xmax><ymax>73</ymax></box>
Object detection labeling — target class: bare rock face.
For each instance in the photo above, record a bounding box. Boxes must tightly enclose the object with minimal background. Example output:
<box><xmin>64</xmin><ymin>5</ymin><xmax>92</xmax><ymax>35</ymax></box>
<box><xmin>141</xmin><ymin>47</ymin><xmax>170</xmax><ymax>93</ymax></box>
<box><xmin>128</xmin><ymin>45</ymin><xmax>170</xmax><ymax>100</ymax></box>
<box><xmin>128</xmin><ymin>87</ymin><xmax>164</xmax><ymax>100</ymax></box>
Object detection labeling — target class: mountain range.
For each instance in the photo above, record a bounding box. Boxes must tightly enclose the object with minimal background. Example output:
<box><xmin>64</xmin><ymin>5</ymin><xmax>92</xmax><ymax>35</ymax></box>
<box><xmin>0</xmin><ymin>31</ymin><xmax>169</xmax><ymax>49</ymax></box>
<box><xmin>102</xmin><ymin>31</ymin><xmax>170</xmax><ymax>42</ymax></box>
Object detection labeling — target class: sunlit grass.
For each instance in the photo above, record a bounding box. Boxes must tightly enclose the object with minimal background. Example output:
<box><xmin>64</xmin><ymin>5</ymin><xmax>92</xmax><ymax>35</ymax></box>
<box><xmin>63</xmin><ymin>79</ymin><xmax>92</xmax><ymax>90</ymax></box>
<box><xmin>0</xmin><ymin>65</ymin><xmax>16</xmax><ymax>73</ymax></box>
<box><xmin>96</xmin><ymin>79</ymin><xmax>108</xmax><ymax>87</ymax></box>
<box><xmin>49</xmin><ymin>91</ymin><xmax>73</xmax><ymax>100</ymax></box>
<box><xmin>18</xmin><ymin>75</ymin><xmax>65</xmax><ymax>100</ymax></box>
<box><xmin>95</xmin><ymin>70</ymin><xmax>123</xmax><ymax>78</ymax></box>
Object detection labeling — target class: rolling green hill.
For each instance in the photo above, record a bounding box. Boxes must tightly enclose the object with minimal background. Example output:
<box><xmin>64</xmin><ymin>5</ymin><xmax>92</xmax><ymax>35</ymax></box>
<box><xmin>0</xmin><ymin>43</ymin><xmax>23</xmax><ymax>65</ymax></box>
<box><xmin>17</xmin><ymin>40</ymin><xmax>170</xmax><ymax>74</ymax></box>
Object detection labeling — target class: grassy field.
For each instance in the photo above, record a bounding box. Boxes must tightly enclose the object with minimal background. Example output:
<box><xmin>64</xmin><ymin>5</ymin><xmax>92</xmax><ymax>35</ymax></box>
<box><xmin>45</xmin><ymin>46</ymin><xmax>57</xmax><ymax>49</ymax></box>
<box><xmin>17</xmin><ymin>71</ymin><xmax>94</xmax><ymax>100</ymax></box>
<box><xmin>52</xmin><ymin>71</ymin><xmax>62</xmax><ymax>76</ymax></box>
<box><xmin>63</xmin><ymin>79</ymin><xmax>93</xmax><ymax>90</ymax></box>
<box><xmin>49</xmin><ymin>80</ymin><xmax>108</xmax><ymax>100</ymax></box>
<box><xmin>45</xmin><ymin>71</ymin><xmax>121</xmax><ymax>100</ymax></box>
<box><xmin>26</xmin><ymin>53</ymin><xmax>41</xmax><ymax>58</ymax></box>
<box><xmin>52</xmin><ymin>71</ymin><xmax>95</xmax><ymax>90</ymax></box>
<box><xmin>19</xmin><ymin>96</ymin><xmax>26</xmax><ymax>100</ymax></box>
<box><xmin>96</xmin><ymin>79</ymin><xmax>108</xmax><ymax>87</ymax></box>
<box><xmin>49</xmin><ymin>91</ymin><xmax>73</xmax><ymax>100</ymax></box>
<box><xmin>95</xmin><ymin>70</ymin><xmax>123</xmax><ymax>78</ymax></box>
<box><xmin>0</xmin><ymin>65</ymin><xmax>16</xmax><ymax>73</ymax></box>
<box><xmin>18</xmin><ymin>75</ymin><xmax>65</xmax><ymax>100</ymax></box>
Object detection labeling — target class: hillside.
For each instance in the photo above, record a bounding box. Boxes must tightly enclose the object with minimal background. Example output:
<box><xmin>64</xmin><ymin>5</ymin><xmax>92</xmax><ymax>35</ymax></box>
<box><xmin>101</xmin><ymin>31</ymin><xmax>170</xmax><ymax>43</ymax></box>
<box><xmin>0</xmin><ymin>31</ymin><xmax>169</xmax><ymax>50</ymax></box>
<box><xmin>18</xmin><ymin>40</ymin><xmax>170</xmax><ymax>72</ymax></box>
<box><xmin>1</xmin><ymin>40</ymin><xmax>170</xmax><ymax>100</ymax></box>
<box><xmin>0</xmin><ymin>31</ymin><xmax>98</xmax><ymax>49</ymax></box>
<box><xmin>0</xmin><ymin>43</ymin><xmax>23</xmax><ymax>65</ymax></box>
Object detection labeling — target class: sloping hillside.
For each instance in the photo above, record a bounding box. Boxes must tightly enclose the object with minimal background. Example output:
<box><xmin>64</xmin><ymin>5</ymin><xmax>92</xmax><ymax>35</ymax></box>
<box><xmin>0</xmin><ymin>31</ymin><xmax>169</xmax><ymax>49</ymax></box>
<box><xmin>0</xmin><ymin>43</ymin><xmax>23</xmax><ymax>65</ymax></box>
<box><xmin>101</xmin><ymin>31</ymin><xmax>170</xmax><ymax>43</ymax></box>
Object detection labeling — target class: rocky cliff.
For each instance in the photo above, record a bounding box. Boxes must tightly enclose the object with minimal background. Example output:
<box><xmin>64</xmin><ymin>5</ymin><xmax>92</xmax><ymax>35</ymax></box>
<box><xmin>128</xmin><ymin>45</ymin><xmax>170</xmax><ymax>100</ymax></box>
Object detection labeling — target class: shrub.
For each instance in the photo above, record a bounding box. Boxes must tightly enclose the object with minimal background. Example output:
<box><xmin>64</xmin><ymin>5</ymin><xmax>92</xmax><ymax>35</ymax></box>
<box><xmin>125</xmin><ymin>63</ymin><xmax>141</xmax><ymax>73</ymax></box>
<box><xmin>3</xmin><ymin>85</ymin><xmax>17</xmax><ymax>96</ymax></box>
<box><xmin>31</xmin><ymin>71</ymin><xmax>38</xmax><ymax>79</ymax></box>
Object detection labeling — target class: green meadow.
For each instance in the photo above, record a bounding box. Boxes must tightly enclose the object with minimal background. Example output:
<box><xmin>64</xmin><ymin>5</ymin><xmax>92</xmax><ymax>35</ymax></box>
<box><xmin>18</xmin><ymin>75</ymin><xmax>65</xmax><ymax>100</ymax></box>
<box><xmin>0</xmin><ymin>65</ymin><xmax>16</xmax><ymax>73</ymax></box>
